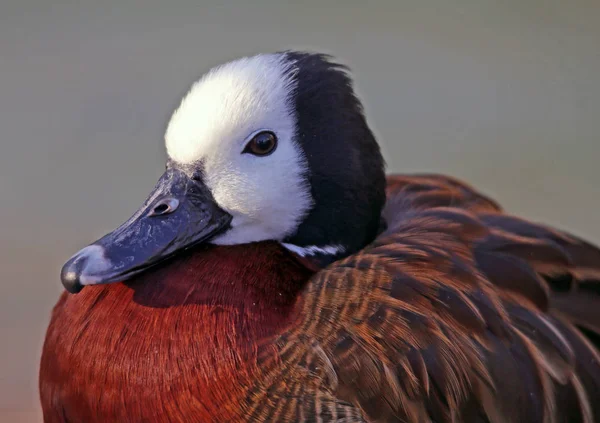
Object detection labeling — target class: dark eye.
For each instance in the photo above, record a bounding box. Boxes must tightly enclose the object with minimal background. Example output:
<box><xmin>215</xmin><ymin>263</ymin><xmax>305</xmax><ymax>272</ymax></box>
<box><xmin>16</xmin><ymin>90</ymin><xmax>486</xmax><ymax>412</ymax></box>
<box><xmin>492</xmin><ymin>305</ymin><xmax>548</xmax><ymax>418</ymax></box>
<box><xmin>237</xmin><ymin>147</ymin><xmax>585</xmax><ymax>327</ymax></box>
<box><xmin>242</xmin><ymin>131</ymin><xmax>277</xmax><ymax>156</ymax></box>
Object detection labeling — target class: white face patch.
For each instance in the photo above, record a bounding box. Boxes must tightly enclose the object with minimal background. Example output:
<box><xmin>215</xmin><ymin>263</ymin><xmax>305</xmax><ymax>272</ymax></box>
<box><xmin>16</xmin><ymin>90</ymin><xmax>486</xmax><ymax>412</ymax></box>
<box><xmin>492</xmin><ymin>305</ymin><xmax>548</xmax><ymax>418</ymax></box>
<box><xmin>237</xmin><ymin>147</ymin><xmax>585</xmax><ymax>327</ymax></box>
<box><xmin>164</xmin><ymin>54</ymin><xmax>313</xmax><ymax>245</ymax></box>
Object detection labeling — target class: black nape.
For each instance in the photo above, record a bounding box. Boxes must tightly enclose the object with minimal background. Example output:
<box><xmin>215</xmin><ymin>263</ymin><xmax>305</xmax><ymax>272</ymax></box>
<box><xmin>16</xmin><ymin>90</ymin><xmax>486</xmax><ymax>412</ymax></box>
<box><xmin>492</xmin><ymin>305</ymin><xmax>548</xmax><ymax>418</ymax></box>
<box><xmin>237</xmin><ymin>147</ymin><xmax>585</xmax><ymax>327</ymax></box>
<box><xmin>280</xmin><ymin>51</ymin><xmax>386</xmax><ymax>258</ymax></box>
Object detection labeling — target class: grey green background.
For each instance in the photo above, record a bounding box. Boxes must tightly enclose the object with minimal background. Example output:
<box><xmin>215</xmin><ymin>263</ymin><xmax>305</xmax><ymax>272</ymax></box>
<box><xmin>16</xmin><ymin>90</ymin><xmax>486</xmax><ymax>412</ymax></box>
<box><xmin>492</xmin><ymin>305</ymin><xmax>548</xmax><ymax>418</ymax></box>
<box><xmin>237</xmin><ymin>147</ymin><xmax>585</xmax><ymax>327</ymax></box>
<box><xmin>1</xmin><ymin>1</ymin><xmax>599</xmax><ymax>421</ymax></box>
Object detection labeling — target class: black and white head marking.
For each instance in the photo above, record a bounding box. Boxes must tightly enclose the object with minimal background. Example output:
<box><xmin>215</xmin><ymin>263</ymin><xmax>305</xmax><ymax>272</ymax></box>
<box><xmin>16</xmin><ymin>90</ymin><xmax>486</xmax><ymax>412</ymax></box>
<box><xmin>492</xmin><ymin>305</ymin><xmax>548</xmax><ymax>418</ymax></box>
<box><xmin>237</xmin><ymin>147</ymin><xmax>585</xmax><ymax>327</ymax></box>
<box><xmin>165</xmin><ymin>51</ymin><xmax>386</xmax><ymax>262</ymax></box>
<box><xmin>60</xmin><ymin>51</ymin><xmax>386</xmax><ymax>293</ymax></box>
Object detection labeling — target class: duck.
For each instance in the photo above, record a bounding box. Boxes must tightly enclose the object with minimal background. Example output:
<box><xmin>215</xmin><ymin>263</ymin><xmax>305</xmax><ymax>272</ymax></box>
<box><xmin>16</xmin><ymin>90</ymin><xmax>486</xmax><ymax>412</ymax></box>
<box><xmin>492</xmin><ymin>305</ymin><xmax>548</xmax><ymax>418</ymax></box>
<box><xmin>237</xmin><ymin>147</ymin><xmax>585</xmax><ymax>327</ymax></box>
<box><xmin>39</xmin><ymin>51</ymin><xmax>600</xmax><ymax>423</ymax></box>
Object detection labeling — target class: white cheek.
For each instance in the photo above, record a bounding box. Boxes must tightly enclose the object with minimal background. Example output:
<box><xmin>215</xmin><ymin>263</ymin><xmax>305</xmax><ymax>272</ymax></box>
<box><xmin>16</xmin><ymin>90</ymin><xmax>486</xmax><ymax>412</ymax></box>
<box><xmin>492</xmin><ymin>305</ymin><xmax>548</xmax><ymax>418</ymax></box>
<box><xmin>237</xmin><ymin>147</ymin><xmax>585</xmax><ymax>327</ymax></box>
<box><xmin>208</xmin><ymin>138</ymin><xmax>313</xmax><ymax>245</ymax></box>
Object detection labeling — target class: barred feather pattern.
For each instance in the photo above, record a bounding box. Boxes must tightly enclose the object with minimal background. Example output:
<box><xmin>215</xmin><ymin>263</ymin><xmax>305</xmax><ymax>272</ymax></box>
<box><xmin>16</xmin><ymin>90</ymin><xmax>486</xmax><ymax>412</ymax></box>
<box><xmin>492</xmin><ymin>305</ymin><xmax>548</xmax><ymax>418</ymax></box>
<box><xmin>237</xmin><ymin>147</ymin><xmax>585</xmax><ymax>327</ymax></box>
<box><xmin>250</xmin><ymin>174</ymin><xmax>600</xmax><ymax>422</ymax></box>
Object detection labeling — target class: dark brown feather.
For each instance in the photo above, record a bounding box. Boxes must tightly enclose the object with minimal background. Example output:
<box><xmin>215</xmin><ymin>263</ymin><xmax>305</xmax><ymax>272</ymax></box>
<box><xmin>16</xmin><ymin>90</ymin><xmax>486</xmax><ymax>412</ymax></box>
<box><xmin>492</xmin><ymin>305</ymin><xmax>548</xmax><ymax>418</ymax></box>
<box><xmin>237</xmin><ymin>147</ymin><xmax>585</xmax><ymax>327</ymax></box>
<box><xmin>253</xmin><ymin>174</ymin><xmax>600</xmax><ymax>422</ymax></box>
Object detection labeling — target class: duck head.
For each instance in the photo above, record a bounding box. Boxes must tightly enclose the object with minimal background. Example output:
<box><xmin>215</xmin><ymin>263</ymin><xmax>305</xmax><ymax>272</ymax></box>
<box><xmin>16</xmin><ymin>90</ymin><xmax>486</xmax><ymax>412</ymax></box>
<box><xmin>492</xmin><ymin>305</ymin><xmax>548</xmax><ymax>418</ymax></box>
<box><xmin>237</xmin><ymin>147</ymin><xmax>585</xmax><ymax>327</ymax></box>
<box><xmin>60</xmin><ymin>52</ymin><xmax>386</xmax><ymax>294</ymax></box>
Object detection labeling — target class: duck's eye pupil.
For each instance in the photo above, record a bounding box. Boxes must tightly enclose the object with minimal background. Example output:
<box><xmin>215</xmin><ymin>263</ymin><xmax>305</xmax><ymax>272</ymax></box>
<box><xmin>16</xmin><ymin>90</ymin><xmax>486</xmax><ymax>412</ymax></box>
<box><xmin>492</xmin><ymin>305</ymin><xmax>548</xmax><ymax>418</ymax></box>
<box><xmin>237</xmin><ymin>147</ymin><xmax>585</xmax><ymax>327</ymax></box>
<box><xmin>243</xmin><ymin>131</ymin><xmax>277</xmax><ymax>156</ymax></box>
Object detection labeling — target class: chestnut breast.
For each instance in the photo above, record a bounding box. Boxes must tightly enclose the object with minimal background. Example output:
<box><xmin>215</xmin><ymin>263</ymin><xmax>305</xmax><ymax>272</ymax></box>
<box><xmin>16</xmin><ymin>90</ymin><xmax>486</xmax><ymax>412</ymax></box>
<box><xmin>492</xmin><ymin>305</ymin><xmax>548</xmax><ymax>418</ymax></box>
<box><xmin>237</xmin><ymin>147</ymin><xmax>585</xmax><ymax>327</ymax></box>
<box><xmin>39</xmin><ymin>242</ymin><xmax>314</xmax><ymax>423</ymax></box>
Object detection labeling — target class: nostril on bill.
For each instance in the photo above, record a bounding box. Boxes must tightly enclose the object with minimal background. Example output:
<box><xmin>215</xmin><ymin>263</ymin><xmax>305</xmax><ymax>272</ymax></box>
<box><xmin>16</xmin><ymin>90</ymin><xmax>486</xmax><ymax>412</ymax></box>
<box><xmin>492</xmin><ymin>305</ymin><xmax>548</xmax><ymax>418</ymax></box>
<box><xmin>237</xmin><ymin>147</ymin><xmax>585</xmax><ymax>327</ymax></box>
<box><xmin>148</xmin><ymin>197</ymin><xmax>180</xmax><ymax>217</ymax></box>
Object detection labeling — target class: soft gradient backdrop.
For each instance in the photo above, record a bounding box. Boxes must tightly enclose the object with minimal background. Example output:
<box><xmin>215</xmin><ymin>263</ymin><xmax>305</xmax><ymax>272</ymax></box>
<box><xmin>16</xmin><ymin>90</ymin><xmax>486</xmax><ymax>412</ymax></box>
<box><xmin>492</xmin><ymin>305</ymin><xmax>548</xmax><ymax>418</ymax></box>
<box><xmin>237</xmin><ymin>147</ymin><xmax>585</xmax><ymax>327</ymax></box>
<box><xmin>1</xmin><ymin>1</ymin><xmax>599</xmax><ymax>421</ymax></box>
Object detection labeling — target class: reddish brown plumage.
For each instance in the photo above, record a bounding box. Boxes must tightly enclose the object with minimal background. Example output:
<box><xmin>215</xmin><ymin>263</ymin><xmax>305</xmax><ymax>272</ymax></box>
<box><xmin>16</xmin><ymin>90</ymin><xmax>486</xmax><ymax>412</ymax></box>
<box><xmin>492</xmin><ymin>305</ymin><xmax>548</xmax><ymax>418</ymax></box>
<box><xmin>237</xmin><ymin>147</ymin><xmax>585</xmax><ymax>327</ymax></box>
<box><xmin>40</xmin><ymin>175</ymin><xmax>600</xmax><ymax>422</ymax></box>
<box><xmin>40</xmin><ymin>242</ymin><xmax>315</xmax><ymax>422</ymax></box>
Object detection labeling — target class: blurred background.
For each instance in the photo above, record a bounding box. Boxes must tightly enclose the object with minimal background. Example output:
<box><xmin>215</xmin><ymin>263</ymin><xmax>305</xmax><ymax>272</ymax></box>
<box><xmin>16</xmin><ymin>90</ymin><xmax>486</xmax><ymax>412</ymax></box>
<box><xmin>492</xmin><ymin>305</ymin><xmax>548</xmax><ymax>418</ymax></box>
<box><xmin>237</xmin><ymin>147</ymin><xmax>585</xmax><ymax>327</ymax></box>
<box><xmin>1</xmin><ymin>0</ymin><xmax>599</xmax><ymax>421</ymax></box>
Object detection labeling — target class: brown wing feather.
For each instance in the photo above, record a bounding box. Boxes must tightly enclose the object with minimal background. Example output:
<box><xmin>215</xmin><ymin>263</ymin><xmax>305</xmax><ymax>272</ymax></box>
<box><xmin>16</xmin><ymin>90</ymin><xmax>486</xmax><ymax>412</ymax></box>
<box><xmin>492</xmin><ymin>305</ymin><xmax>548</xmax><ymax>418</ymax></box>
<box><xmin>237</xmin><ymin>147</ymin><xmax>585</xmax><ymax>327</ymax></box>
<box><xmin>255</xmin><ymin>174</ymin><xmax>600</xmax><ymax>422</ymax></box>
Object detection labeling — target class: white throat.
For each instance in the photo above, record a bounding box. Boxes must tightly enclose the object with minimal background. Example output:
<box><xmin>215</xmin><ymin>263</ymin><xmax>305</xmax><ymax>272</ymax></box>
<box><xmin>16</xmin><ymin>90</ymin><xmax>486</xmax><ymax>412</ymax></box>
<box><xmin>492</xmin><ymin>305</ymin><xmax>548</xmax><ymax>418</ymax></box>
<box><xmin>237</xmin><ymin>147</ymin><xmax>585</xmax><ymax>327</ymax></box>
<box><xmin>281</xmin><ymin>243</ymin><xmax>346</xmax><ymax>257</ymax></box>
